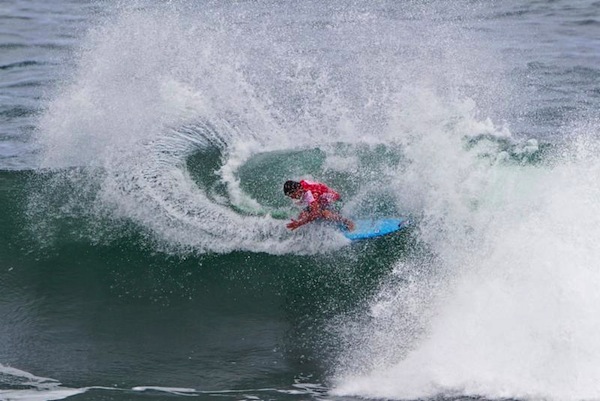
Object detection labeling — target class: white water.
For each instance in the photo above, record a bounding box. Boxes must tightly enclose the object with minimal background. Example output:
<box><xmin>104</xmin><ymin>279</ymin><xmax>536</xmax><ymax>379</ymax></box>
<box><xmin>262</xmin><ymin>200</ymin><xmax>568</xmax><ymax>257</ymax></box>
<box><xmin>35</xmin><ymin>4</ymin><xmax>345</xmax><ymax>253</ymax></box>
<box><xmin>333</xmin><ymin>122</ymin><xmax>600</xmax><ymax>400</ymax></box>
<box><xmin>35</xmin><ymin>1</ymin><xmax>506</xmax><ymax>254</ymax></box>
<box><xmin>0</xmin><ymin>364</ymin><xmax>86</xmax><ymax>401</ymax></box>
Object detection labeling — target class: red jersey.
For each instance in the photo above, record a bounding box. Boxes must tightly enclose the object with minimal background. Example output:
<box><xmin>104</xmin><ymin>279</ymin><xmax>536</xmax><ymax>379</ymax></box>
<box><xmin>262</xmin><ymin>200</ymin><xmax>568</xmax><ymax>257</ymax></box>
<box><xmin>298</xmin><ymin>180</ymin><xmax>340</xmax><ymax>207</ymax></box>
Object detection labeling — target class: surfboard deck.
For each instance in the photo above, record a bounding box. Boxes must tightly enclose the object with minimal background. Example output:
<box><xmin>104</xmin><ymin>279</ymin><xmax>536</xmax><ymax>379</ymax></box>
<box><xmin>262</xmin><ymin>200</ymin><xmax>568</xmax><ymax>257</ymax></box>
<box><xmin>341</xmin><ymin>218</ymin><xmax>409</xmax><ymax>240</ymax></box>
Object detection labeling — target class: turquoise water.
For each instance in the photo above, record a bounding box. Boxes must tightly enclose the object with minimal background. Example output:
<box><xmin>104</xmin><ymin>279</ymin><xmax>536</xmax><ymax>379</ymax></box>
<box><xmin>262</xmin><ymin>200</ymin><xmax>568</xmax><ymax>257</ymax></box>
<box><xmin>2</xmin><ymin>1</ymin><xmax>600</xmax><ymax>400</ymax></box>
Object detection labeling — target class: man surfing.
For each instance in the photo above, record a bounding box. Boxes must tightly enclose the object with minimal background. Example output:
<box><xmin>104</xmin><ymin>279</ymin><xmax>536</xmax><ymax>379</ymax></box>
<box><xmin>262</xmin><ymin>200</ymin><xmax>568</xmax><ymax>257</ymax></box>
<box><xmin>283</xmin><ymin>179</ymin><xmax>355</xmax><ymax>231</ymax></box>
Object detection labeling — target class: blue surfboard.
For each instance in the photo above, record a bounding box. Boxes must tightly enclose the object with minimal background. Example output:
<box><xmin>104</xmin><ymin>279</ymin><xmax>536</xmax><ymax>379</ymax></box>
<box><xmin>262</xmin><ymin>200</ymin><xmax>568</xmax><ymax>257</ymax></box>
<box><xmin>341</xmin><ymin>218</ymin><xmax>409</xmax><ymax>240</ymax></box>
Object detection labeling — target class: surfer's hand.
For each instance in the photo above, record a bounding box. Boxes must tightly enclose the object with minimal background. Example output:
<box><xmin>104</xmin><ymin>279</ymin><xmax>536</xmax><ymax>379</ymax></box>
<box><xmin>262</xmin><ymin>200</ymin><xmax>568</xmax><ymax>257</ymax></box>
<box><xmin>287</xmin><ymin>220</ymin><xmax>300</xmax><ymax>230</ymax></box>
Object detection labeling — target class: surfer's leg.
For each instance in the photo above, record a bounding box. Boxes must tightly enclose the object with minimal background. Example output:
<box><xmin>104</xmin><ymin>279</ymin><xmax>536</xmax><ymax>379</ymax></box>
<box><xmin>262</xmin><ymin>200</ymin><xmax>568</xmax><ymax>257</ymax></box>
<box><xmin>321</xmin><ymin>209</ymin><xmax>355</xmax><ymax>231</ymax></box>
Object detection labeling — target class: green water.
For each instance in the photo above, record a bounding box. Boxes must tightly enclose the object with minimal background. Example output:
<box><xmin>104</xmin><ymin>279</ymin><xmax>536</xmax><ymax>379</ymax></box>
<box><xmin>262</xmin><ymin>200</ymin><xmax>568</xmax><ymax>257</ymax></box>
<box><xmin>0</xmin><ymin>169</ymin><xmax>415</xmax><ymax>399</ymax></box>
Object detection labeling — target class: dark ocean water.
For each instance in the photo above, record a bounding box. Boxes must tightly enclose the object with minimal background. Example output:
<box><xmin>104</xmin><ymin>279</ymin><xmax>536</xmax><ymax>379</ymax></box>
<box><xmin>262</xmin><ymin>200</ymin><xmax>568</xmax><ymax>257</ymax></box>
<box><xmin>2</xmin><ymin>1</ymin><xmax>600</xmax><ymax>400</ymax></box>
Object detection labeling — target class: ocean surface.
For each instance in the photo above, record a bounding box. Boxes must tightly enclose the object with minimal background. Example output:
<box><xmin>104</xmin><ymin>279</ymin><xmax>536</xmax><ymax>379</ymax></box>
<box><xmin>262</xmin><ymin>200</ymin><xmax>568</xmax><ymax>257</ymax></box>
<box><xmin>1</xmin><ymin>0</ymin><xmax>600</xmax><ymax>400</ymax></box>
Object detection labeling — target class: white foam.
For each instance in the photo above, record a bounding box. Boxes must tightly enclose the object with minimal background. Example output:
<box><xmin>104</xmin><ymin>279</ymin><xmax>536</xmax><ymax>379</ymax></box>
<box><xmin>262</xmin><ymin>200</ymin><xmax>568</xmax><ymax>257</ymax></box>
<box><xmin>36</xmin><ymin>5</ymin><xmax>360</xmax><ymax>254</ymax></box>
<box><xmin>0</xmin><ymin>364</ymin><xmax>88</xmax><ymax>401</ymax></box>
<box><xmin>0</xmin><ymin>389</ymin><xmax>87</xmax><ymax>401</ymax></box>
<box><xmin>333</xmin><ymin>123</ymin><xmax>600</xmax><ymax>400</ymax></box>
<box><xmin>35</xmin><ymin>1</ymin><xmax>505</xmax><ymax>255</ymax></box>
<box><xmin>132</xmin><ymin>386</ymin><xmax>197</xmax><ymax>394</ymax></box>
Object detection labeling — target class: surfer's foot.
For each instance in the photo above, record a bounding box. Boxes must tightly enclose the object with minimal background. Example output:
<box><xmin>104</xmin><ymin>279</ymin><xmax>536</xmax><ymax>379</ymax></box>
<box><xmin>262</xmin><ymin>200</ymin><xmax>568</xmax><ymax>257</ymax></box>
<box><xmin>344</xmin><ymin>220</ymin><xmax>355</xmax><ymax>231</ymax></box>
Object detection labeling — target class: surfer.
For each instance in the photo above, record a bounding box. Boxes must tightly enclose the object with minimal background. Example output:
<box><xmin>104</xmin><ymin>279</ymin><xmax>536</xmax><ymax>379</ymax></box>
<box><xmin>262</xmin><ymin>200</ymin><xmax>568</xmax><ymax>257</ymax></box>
<box><xmin>283</xmin><ymin>180</ymin><xmax>355</xmax><ymax>231</ymax></box>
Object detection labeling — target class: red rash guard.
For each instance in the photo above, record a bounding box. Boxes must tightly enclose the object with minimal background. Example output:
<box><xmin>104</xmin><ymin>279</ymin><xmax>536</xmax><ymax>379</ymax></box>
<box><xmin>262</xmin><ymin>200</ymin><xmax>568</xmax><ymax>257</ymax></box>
<box><xmin>298</xmin><ymin>180</ymin><xmax>340</xmax><ymax>207</ymax></box>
